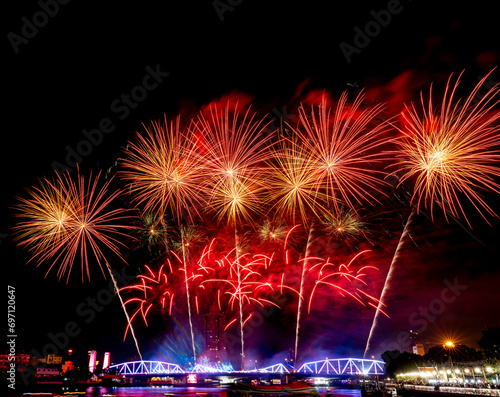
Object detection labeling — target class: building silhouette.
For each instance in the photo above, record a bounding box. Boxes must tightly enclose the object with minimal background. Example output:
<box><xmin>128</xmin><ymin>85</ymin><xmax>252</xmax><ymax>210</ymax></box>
<box><xmin>204</xmin><ymin>303</ymin><xmax>228</xmax><ymax>365</ymax></box>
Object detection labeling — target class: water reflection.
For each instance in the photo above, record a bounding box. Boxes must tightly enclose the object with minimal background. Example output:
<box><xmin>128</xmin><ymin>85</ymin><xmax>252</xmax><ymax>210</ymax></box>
<box><xmin>30</xmin><ymin>385</ymin><xmax>362</xmax><ymax>397</ymax></box>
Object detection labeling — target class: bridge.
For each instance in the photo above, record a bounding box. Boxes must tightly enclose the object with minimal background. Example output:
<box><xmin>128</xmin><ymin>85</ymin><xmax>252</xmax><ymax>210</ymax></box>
<box><xmin>109</xmin><ymin>358</ymin><xmax>384</xmax><ymax>376</ymax></box>
<box><xmin>297</xmin><ymin>358</ymin><xmax>385</xmax><ymax>375</ymax></box>
<box><xmin>108</xmin><ymin>360</ymin><xmax>184</xmax><ymax>375</ymax></box>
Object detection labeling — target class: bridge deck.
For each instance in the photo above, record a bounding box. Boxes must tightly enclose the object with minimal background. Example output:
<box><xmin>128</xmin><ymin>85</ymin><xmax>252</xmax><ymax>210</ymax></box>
<box><xmin>109</xmin><ymin>358</ymin><xmax>385</xmax><ymax>376</ymax></box>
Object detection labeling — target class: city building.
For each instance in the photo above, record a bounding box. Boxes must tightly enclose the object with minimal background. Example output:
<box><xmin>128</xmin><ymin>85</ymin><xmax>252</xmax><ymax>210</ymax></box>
<box><xmin>413</xmin><ymin>343</ymin><xmax>425</xmax><ymax>355</ymax></box>
<box><xmin>61</xmin><ymin>360</ymin><xmax>74</xmax><ymax>373</ymax></box>
<box><xmin>424</xmin><ymin>339</ymin><xmax>432</xmax><ymax>353</ymax></box>
<box><xmin>17</xmin><ymin>353</ymin><xmax>30</xmax><ymax>366</ymax></box>
<box><xmin>0</xmin><ymin>353</ymin><xmax>31</xmax><ymax>369</ymax></box>
<box><xmin>37</xmin><ymin>367</ymin><xmax>60</xmax><ymax>377</ymax></box>
<box><xmin>204</xmin><ymin>303</ymin><xmax>229</xmax><ymax>364</ymax></box>
<box><xmin>409</xmin><ymin>330</ymin><xmax>418</xmax><ymax>345</ymax></box>
<box><xmin>0</xmin><ymin>354</ymin><xmax>10</xmax><ymax>370</ymax></box>
<box><xmin>409</xmin><ymin>330</ymin><xmax>426</xmax><ymax>355</ymax></box>
<box><xmin>37</xmin><ymin>354</ymin><xmax>63</xmax><ymax>365</ymax></box>
<box><xmin>47</xmin><ymin>354</ymin><xmax>63</xmax><ymax>365</ymax></box>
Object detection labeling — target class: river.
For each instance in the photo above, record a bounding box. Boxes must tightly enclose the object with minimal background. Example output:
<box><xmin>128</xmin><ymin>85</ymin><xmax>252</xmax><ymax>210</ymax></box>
<box><xmin>21</xmin><ymin>385</ymin><xmax>364</xmax><ymax>397</ymax></box>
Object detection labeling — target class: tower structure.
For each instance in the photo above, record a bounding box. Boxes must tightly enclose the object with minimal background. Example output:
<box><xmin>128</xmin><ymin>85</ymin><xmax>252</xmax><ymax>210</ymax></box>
<box><xmin>88</xmin><ymin>350</ymin><xmax>97</xmax><ymax>373</ymax></box>
<box><xmin>204</xmin><ymin>303</ymin><xmax>228</xmax><ymax>365</ymax></box>
<box><xmin>103</xmin><ymin>352</ymin><xmax>110</xmax><ymax>370</ymax></box>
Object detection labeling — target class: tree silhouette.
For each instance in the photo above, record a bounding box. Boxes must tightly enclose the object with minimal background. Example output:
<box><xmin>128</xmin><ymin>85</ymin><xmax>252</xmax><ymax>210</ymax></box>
<box><xmin>479</xmin><ymin>326</ymin><xmax>500</xmax><ymax>359</ymax></box>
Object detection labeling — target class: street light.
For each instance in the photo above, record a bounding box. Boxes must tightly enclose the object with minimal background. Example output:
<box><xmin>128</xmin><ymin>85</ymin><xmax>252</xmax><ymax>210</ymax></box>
<box><xmin>474</xmin><ymin>367</ymin><xmax>482</xmax><ymax>383</ymax></box>
<box><xmin>443</xmin><ymin>341</ymin><xmax>455</xmax><ymax>372</ymax></box>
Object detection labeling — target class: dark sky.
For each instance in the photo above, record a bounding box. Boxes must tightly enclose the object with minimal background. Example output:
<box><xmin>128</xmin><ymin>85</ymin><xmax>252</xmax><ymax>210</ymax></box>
<box><xmin>3</xmin><ymin>0</ymin><xmax>500</xmax><ymax>369</ymax></box>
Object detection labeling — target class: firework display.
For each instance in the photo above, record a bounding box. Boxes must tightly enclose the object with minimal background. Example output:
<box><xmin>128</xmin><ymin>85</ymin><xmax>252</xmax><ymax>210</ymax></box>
<box><xmin>13</xmin><ymin>170</ymin><xmax>132</xmax><ymax>282</ymax></box>
<box><xmin>393</xmin><ymin>71</ymin><xmax>500</xmax><ymax>226</ymax></box>
<box><xmin>13</xmin><ymin>73</ymin><xmax>500</xmax><ymax>370</ymax></box>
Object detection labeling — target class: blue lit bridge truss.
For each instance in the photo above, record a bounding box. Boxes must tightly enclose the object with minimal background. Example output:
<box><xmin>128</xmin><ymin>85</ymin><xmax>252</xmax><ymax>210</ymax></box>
<box><xmin>297</xmin><ymin>358</ymin><xmax>384</xmax><ymax>375</ymax></box>
<box><xmin>109</xmin><ymin>358</ymin><xmax>384</xmax><ymax>376</ymax></box>
<box><xmin>257</xmin><ymin>363</ymin><xmax>290</xmax><ymax>373</ymax></box>
<box><xmin>191</xmin><ymin>364</ymin><xmax>234</xmax><ymax>373</ymax></box>
<box><xmin>191</xmin><ymin>364</ymin><xmax>216</xmax><ymax>373</ymax></box>
<box><xmin>109</xmin><ymin>360</ymin><xmax>184</xmax><ymax>375</ymax></box>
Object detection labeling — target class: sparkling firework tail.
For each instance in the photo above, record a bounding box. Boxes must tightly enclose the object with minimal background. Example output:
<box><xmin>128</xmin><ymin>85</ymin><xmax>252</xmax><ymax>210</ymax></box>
<box><xmin>106</xmin><ymin>261</ymin><xmax>143</xmax><ymax>360</ymax></box>
<box><xmin>234</xmin><ymin>227</ymin><xmax>245</xmax><ymax>371</ymax></box>
<box><xmin>363</xmin><ymin>208</ymin><xmax>416</xmax><ymax>358</ymax></box>
<box><xmin>294</xmin><ymin>220</ymin><xmax>315</xmax><ymax>364</ymax></box>
<box><xmin>180</xmin><ymin>227</ymin><xmax>197</xmax><ymax>364</ymax></box>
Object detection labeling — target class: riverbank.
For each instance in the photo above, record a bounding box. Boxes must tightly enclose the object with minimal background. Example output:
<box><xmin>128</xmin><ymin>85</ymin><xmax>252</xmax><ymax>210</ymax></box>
<box><xmin>399</xmin><ymin>384</ymin><xmax>500</xmax><ymax>397</ymax></box>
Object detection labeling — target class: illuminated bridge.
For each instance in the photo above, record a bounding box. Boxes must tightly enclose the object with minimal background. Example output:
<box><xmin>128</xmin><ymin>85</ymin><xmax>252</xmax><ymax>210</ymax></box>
<box><xmin>109</xmin><ymin>360</ymin><xmax>184</xmax><ymax>375</ymax></box>
<box><xmin>297</xmin><ymin>358</ymin><xmax>385</xmax><ymax>375</ymax></box>
<box><xmin>109</xmin><ymin>358</ymin><xmax>384</xmax><ymax>376</ymax></box>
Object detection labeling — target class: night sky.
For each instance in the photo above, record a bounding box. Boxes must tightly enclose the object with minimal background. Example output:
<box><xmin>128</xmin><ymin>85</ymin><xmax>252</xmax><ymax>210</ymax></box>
<box><xmin>3</xmin><ymin>0</ymin><xmax>500</xmax><ymax>368</ymax></box>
